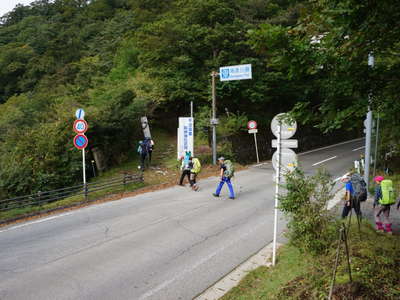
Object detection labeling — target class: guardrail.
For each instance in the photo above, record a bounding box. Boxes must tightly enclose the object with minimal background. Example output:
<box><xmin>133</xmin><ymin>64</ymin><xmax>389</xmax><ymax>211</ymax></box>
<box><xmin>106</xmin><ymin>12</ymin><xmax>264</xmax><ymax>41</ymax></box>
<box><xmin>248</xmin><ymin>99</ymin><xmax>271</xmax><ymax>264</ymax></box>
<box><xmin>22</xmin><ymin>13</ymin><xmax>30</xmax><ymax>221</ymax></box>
<box><xmin>0</xmin><ymin>172</ymin><xmax>143</xmax><ymax>212</ymax></box>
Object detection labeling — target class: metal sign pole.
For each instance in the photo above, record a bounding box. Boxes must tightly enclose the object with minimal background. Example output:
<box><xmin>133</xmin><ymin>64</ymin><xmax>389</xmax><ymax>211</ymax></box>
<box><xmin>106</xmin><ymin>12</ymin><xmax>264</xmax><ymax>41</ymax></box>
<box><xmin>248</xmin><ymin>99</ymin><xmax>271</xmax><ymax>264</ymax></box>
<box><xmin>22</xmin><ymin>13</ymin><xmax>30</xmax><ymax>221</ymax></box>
<box><xmin>211</xmin><ymin>71</ymin><xmax>217</xmax><ymax>165</ymax></box>
<box><xmin>272</xmin><ymin>123</ymin><xmax>281</xmax><ymax>266</ymax></box>
<box><xmin>364</xmin><ymin>53</ymin><xmax>374</xmax><ymax>189</ymax></box>
<box><xmin>190</xmin><ymin>101</ymin><xmax>193</xmax><ymax>118</ymax></box>
<box><xmin>373</xmin><ymin>113</ymin><xmax>380</xmax><ymax>178</ymax></box>
<box><xmin>82</xmin><ymin>149</ymin><xmax>86</xmax><ymax>185</ymax></box>
<box><xmin>253</xmin><ymin>132</ymin><xmax>260</xmax><ymax>163</ymax></box>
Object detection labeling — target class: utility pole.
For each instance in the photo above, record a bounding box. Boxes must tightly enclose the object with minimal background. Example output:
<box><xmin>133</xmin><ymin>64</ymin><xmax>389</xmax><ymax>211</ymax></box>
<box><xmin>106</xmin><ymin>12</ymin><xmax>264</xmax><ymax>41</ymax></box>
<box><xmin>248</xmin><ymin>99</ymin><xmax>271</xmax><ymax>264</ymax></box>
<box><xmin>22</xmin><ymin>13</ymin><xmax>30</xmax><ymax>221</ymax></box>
<box><xmin>211</xmin><ymin>71</ymin><xmax>218</xmax><ymax>165</ymax></box>
<box><xmin>373</xmin><ymin>113</ymin><xmax>380</xmax><ymax>178</ymax></box>
<box><xmin>190</xmin><ymin>101</ymin><xmax>193</xmax><ymax>118</ymax></box>
<box><xmin>364</xmin><ymin>53</ymin><xmax>374</xmax><ymax>189</ymax></box>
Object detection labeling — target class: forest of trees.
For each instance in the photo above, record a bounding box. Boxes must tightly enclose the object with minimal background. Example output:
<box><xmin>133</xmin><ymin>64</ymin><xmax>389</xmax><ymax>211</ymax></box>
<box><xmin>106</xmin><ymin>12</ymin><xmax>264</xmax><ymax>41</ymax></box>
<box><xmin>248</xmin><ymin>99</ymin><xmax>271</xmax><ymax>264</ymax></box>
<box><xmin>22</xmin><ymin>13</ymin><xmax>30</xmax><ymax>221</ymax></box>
<box><xmin>0</xmin><ymin>0</ymin><xmax>399</xmax><ymax>198</ymax></box>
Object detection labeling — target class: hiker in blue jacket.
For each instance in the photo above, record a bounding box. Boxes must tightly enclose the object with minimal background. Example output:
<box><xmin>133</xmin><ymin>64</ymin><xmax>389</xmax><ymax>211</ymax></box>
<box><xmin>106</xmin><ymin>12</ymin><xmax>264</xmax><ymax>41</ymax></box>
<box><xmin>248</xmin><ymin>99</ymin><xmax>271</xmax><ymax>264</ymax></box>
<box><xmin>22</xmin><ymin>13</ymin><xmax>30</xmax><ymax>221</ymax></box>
<box><xmin>341</xmin><ymin>174</ymin><xmax>362</xmax><ymax>218</ymax></box>
<box><xmin>213</xmin><ymin>157</ymin><xmax>235</xmax><ymax>199</ymax></box>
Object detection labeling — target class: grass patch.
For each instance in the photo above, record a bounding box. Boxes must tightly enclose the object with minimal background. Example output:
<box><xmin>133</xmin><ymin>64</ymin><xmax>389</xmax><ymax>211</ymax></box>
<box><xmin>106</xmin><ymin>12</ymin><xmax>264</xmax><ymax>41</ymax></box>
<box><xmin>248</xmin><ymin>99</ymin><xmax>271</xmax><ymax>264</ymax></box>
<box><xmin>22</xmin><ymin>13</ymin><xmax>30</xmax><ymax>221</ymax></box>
<box><xmin>221</xmin><ymin>246</ymin><xmax>310</xmax><ymax>300</ymax></box>
<box><xmin>222</xmin><ymin>222</ymin><xmax>400</xmax><ymax>299</ymax></box>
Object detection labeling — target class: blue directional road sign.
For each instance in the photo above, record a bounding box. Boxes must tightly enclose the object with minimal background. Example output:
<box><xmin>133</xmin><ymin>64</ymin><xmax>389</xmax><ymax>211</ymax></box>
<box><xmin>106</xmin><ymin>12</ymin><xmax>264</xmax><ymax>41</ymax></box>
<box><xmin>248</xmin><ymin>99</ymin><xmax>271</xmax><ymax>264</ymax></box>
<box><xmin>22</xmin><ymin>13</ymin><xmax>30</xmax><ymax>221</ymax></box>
<box><xmin>219</xmin><ymin>64</ymin><xmax>252</xmax><ymax>81</ymax></box>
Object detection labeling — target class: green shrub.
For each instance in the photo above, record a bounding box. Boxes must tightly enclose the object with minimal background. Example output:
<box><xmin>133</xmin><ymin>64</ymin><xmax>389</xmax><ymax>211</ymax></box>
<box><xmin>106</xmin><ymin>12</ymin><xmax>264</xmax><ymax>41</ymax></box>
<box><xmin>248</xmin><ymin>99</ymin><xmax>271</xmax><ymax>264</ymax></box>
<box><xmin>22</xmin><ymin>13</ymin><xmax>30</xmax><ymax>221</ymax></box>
<box><xmin>279</xmin><ymin>168</ymin><xmax>339</xmax><ymax>254</ymax></box>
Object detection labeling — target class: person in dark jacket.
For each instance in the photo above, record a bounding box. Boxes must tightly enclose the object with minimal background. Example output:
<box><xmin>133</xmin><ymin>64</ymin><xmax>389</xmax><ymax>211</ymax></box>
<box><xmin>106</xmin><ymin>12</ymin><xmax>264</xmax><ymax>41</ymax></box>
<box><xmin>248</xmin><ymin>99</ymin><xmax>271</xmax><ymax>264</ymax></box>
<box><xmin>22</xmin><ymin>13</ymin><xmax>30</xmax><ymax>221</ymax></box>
<box><xmin>178</xmin><ymin>152</ymin><xmax>192</xmax><ymax>186</ymax></box>
<box><xmin>144</xmin><ymin>137</ymin><xmax>154</xmax><ymax>164</ymax></box>
<box><xmin>137</xmin><ymin>141</ymin><xmax>148</xmax><ymax>170</ymax></box>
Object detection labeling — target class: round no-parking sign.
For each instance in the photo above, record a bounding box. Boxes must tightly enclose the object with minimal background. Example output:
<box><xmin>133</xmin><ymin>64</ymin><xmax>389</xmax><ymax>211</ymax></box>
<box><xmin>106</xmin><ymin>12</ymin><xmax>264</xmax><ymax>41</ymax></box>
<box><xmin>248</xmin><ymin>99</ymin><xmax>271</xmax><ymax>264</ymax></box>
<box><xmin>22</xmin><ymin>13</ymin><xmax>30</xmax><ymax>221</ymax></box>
<box><xmin>247</xmin><ymin>120</ymin><xmax>257</xmax><ymax>130</ymax></box>
<box><xmin>73</xmin><ymin>134</ymin><xmax>88</xmax><ymax>150</ymax></box>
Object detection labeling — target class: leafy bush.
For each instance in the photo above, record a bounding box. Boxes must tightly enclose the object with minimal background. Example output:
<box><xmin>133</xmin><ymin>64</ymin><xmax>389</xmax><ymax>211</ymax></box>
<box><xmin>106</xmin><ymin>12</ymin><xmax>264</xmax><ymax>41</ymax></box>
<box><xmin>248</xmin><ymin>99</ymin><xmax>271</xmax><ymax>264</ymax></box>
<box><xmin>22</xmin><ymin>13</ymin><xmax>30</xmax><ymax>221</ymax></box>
<box><xmin>279</xmin><ymin>168</ymin><xmax>339</xmax><ymax>254</ymax></box>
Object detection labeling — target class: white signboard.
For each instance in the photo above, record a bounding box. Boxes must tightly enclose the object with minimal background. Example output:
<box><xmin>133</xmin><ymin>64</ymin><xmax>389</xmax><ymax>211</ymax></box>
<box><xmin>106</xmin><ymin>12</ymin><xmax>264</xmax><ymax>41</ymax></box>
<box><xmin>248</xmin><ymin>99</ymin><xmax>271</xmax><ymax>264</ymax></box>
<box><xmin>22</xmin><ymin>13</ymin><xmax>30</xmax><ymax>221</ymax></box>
<box><xmin>219</xmin><ymin>64</ymin><xmax>252</xmax><ymax>81</ymax></box>
<box><xmin>177</xmin><ymin>117</ymin><xmax>194</xmax><ymax>159</ymax></box>
<box><xmin>248</xmin><ymin>129</ymin><xmax>258</xmax><ymax>134</ymax></box>
<box><xmin>272</xmin><ymin>139</ymin><xmax>298</xmax><ymax>148</ymax></box>
<box><xmin>141</xmin><ymin>116</ymin><xmax>152</xmax><ymax>139</ymax></box>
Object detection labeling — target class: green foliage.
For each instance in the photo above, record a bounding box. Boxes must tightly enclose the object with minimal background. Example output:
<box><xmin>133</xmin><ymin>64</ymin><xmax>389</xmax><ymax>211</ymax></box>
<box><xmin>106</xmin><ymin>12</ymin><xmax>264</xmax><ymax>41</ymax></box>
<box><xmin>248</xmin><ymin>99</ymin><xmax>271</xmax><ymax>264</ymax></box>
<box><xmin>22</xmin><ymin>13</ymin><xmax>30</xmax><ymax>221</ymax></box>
<box><xmin>0</xmin><ymin>0</ymin><xmax>397</xmax><ymax>198</ymax></box>
<box><xmin>279</xmin><ymin>168</ymin><xmax>338</xmax><ymax>254</ymax></box>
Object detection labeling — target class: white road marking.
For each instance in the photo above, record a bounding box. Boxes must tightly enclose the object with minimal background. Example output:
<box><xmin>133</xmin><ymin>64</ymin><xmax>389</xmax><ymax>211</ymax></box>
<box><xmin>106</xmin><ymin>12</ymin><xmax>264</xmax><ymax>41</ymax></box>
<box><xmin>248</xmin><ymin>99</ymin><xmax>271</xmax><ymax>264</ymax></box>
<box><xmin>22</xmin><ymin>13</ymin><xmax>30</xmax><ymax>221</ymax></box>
<box><xmin>298</xmin><ymin>137</ymin><xmax>364</xmax><ymax>156</ymax></box>
<box><xmin>327</xmin><ymin>188</ymin><xmax>345</xmax><ymax>210</ymax></box>
<box><xmin>0</xmin><ymin>212</ymin><xmax>74</xmax><ymax>234</ymax></box>
<box><xmin>312</xmin><ymin>156</ymin><xmax>337</xmax><ymax>166</ymax></box>
<box><xmin>352</xmin><ymin>146</ymin><xmax>365</xmax><ymax>151</ymax></box>
<box><xmin>253</xmin><ymin>162</ymin><xmax>269</xmax><ymax>167</ymax></box>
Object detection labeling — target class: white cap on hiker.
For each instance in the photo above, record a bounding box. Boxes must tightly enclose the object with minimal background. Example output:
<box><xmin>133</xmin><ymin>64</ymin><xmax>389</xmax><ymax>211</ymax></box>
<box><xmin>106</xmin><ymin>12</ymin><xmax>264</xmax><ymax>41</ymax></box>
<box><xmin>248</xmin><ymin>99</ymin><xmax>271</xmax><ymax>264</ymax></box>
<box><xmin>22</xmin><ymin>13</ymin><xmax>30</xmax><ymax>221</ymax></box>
<box><xmin>341</xmin><ymin>174</ymin><xmax>350</xmax><ymax>182</ymax></box>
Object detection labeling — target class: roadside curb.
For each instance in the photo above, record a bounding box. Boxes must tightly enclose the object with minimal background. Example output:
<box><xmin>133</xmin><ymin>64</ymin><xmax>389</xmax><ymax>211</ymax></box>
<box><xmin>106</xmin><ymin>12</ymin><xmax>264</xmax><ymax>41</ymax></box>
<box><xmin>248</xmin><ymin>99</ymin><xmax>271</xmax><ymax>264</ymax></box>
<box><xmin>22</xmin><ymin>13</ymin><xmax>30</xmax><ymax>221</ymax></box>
<box><xmin>194</xmin><ymin>242</ymin><xmax>282</xmax><ymax>300</ymax></box>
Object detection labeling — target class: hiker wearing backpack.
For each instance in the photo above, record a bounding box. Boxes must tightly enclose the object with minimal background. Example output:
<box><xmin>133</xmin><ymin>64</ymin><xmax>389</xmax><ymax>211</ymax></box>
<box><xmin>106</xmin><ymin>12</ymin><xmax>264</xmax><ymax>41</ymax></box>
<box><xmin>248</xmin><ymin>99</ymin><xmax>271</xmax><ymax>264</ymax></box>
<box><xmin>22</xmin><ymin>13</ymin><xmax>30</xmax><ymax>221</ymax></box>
<box><xmin>213</xmin><ymin>157</ymin><xmax>235</xmax><ymax>199</ymax></box>
<box><xmin>189</xmin><ymin>157</ymin><xmax>201</xmax><ymax>191</ymax></box>
<box><xmin>374</xmin><ymin>176</ymin><xmax>396</xmax><ymax>234</ymax></box>
<box><xmin>144</xmin><ymin>137</ymin><xmax>154</xmax><ymax>164</ymax></box>
<box><xmin>341</xmin><ymin>173</ymin><xmax>366</xmax><ymax>219</ymax></box>
<box><xmin>137</xmin><ymin>140</ymin><xmax>148</xmax><ymax>170</ymax></box>
<box><xmin>178</xmin><ymin>152</ymin><xmax>192</xmax><ymax>186</ymax></box>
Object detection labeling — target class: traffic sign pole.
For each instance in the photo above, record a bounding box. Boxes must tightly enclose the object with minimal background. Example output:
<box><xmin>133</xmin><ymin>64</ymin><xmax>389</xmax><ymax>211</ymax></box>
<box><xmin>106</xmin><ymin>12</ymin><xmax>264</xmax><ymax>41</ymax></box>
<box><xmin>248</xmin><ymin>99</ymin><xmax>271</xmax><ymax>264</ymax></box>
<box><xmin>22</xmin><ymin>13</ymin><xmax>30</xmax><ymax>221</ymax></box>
<box><xmin>82</xmin><ymin>149</ymin><xmax>86</xmax><ymax>185</ymax></box>
<box><xmin>247</xmin><ymin>121</ymin><xmax>259</xmax><ymax>163</ymax></box>
<box><xmin>211</xmin><ymin>71</ymin><xmax>218</xmax><ymax>165</ymax></box>
<box><xmin>272</xmin><ymin>123</ymin><xmax>281</xmax><ymax>266</ymax></box>
<box><xmin>73</xmin><ymin>108</ymin><xmax>88</xmax><ymax>192</ymax></box>
<box><xmin>254</xmin><ymin>132</ymin><xmax>260</xmax><ymax>164</ymax></box>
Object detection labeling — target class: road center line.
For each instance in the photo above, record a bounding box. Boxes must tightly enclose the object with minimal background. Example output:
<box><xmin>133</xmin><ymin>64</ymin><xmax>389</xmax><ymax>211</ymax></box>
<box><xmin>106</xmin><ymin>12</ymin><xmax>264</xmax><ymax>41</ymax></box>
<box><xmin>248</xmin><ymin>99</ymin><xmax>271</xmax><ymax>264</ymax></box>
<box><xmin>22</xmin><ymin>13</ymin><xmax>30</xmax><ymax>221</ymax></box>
<box><xmin>312</xmin><ymin>156</ymin><xmax>337</xmax><ymax>166</ymax></box>
<box><xmin>352</xmin><ymin>146</ymin><xmax>365</xmax><ymax>151</ymax></box>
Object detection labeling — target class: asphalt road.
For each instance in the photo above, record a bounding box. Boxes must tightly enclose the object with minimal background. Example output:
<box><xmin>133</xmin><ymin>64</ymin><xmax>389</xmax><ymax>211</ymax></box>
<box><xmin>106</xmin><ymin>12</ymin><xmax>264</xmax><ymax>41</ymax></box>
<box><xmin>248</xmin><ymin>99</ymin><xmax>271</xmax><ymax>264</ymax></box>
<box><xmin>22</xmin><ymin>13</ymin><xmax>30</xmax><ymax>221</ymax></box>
<box><xmin>0</xmin><ymin>139</ymin><xmax>365</xmax><ymax>300</ymax></box>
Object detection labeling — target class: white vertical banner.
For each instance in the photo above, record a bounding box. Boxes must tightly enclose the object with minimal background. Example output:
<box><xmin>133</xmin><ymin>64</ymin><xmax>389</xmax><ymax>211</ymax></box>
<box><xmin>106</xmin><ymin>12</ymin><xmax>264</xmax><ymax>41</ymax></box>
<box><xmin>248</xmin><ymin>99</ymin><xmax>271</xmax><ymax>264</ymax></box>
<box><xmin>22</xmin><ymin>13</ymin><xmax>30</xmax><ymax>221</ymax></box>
<box><xmin>177</xmin><ymin>117</ymin><xmax>194</xmax><ymax>159</ymax></box>
<box><xmin>177</xmin><ymin>127</ymin><xmax>181</xmax><ymax>160</ymax></box>
<box><xmin>141</xmin><ymin>116</ymin><xmax>152</xmax><ymax>139</ymax></box>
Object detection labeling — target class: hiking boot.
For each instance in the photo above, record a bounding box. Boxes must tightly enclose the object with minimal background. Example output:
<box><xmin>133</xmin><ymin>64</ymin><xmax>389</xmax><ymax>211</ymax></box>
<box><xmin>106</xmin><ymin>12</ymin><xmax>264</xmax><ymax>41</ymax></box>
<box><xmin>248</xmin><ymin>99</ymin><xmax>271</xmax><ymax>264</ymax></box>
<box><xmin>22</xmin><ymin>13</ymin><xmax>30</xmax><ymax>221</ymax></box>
<box><xmin>212</xmin><ymin>193</ymin><xmax>219</xmax><ymax>197</ymax></box>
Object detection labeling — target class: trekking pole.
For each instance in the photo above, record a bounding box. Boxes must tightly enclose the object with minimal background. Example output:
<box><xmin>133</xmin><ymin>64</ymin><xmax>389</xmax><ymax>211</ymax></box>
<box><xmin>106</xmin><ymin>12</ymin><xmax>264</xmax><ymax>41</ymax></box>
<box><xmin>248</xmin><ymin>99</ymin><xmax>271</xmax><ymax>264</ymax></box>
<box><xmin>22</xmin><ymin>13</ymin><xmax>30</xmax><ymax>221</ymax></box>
<box><xmin>347</xmin><ymin>202</ymin><xmax>353</xmax><ymax>234</ymax></box>
<box><xmin>356</xmin><ymin>212</ymin><xmax>361</xmax><ymax>236</ymax></box>
<box><xmin>328</xmin><ymin>227</ymin><xmax>344</xmax><ymax>300</ymax></box>
<box><xmin>342</xmin><ymin>223</ymin><xmax>353</xmax><ymax>283</ymax></box>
